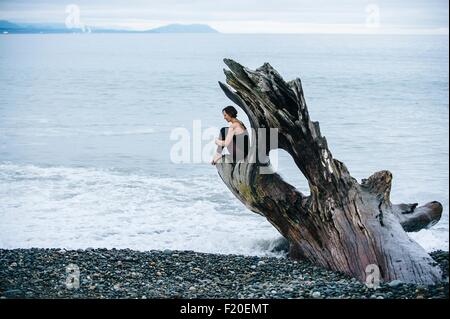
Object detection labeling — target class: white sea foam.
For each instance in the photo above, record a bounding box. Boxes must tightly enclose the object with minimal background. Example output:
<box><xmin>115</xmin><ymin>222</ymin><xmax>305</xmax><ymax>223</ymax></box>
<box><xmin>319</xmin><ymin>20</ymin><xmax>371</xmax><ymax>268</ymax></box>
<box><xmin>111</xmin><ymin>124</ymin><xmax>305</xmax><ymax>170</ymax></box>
<box><xmin>0</xmin><ymin>163</ymin><xmax>447</xmax><ymax>255</ymax></box>
<box><xmin>408</xmin><ymin>230</ymin><xmax>448</xmax><ymax>252</ymax></box>
<box><xmin>0</xmin><ymin>163</ymin><xmax>283</xmax><ymax>256</ymax></box>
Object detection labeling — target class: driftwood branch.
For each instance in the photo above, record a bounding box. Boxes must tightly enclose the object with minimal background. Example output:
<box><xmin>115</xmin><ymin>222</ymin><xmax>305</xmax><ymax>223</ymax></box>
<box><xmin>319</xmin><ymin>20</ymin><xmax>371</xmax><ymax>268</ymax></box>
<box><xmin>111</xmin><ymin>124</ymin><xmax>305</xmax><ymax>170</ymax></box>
<box><xmin>215</xmin><ymin>59</ymin><xmax>443</xmax><ymax>284</ymax></box>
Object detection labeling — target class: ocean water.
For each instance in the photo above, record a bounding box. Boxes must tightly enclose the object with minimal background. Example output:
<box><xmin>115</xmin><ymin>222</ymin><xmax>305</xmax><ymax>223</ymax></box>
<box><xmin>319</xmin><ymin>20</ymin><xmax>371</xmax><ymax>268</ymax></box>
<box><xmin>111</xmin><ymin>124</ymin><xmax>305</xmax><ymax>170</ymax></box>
<box><xmin>0</xmin><ymin>34</ymin><xmax>448</xmax><ymax>255</ymax></box>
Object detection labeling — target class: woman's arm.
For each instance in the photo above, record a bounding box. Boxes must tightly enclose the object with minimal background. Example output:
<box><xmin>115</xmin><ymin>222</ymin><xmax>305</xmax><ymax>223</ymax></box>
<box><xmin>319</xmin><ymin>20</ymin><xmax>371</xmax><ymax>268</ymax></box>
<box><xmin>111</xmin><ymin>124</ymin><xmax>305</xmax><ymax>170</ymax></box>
<box><xmin>211</xmin><ymin>151</ymin><xmax>222</xmax><ymax>165</ymax></box>
<box><xmin>215</xmin><ymin>125</ymin><xmax>235</xmax><ymax>147</ymax></box>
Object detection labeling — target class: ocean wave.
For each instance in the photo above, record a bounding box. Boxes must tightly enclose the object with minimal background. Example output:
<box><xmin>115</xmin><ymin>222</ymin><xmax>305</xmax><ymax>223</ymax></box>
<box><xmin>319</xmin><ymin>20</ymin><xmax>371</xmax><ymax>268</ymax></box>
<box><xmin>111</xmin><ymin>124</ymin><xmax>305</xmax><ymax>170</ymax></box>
<box><xmin>0</xmin><ymin>163</ymin><xmax>447</xmax><ymax>254</ymax></box>
<box><xmin>0</xmin><ymin>163</ymin><xmax>281</xmax><ymax>256</ymax></box>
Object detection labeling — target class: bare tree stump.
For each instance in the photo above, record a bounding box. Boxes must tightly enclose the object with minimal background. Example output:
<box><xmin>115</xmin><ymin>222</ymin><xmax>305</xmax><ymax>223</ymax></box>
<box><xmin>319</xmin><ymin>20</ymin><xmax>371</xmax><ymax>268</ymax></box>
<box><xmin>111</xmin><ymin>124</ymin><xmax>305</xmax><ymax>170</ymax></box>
<box><xmin>215</xmin><ymin>59</ymin><xmax>443</xmax><ymax>284</ymax></box>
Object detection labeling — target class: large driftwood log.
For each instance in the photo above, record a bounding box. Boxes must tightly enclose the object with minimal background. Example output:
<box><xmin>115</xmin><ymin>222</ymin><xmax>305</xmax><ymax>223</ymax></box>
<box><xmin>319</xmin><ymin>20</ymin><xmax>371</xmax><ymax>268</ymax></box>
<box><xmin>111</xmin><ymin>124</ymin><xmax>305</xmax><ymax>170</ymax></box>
<box><xmin>215</xmin><ymin>59</ymin><xmax>443</xmax><ymax>284</ymax></box>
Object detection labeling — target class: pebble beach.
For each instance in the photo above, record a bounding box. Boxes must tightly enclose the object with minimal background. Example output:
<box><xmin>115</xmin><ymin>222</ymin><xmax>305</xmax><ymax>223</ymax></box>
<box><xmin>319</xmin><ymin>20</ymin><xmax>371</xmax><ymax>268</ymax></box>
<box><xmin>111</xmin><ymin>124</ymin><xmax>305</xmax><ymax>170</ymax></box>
<box><xmin>0</xmin><ymin>248</ymin><xmax>448</xmax><ymax>299</ymax></box>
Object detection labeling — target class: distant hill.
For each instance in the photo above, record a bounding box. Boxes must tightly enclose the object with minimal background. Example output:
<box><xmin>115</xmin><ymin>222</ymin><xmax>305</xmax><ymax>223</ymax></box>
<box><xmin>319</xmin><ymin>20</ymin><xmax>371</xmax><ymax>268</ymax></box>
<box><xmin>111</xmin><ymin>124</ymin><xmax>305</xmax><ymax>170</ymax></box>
<box><xmin>0</xmin><ymin>20</ymin><xmax>219</xmax><ymax>34</ymax></box>
<box><xmin>0</xmin><ymin>20</ymin><xmax>81</xmax><ymax>33</ymax></box>
<box><xmin>0</xmin><ymin>20</ymin><xmax>19</xmax><ymax>29</ymax></box>
<box><xmin>0</xmin><ymin>20</ymin><xmax>26</xmax><ymax>33</ymax></box>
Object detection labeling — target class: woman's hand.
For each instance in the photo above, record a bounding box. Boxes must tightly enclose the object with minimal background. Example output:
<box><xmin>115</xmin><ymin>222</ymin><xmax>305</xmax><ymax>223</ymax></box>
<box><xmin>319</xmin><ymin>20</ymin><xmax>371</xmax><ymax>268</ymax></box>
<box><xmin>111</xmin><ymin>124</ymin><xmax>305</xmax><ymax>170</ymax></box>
<box><xmin>215</xmin><ymin>139</ymin><xmax>224</xmax><ymax>147</ymax></box>
<box><xmin>211</xmin><ymin>153</ymin><xmax>222</xmax><ymax>165</ymax></box>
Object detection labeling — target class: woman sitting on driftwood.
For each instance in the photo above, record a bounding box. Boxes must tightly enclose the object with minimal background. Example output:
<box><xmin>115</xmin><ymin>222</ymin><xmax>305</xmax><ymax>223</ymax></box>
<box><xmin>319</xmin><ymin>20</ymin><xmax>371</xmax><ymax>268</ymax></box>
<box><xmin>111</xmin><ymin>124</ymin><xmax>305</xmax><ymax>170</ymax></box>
<box><xmin>211</xmin><ymin>105</ymin><xmax>249</xmax><ymax>165</ymax></box>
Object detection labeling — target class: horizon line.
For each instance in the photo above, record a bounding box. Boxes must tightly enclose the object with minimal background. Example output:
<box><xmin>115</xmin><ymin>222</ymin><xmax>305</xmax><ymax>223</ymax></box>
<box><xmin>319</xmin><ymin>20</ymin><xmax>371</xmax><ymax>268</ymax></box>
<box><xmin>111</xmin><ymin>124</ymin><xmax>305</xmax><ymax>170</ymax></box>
<box><xmin>1</xmin><ymin>19</ymin><xmax>448</xmax><ymax>36</ymax></box>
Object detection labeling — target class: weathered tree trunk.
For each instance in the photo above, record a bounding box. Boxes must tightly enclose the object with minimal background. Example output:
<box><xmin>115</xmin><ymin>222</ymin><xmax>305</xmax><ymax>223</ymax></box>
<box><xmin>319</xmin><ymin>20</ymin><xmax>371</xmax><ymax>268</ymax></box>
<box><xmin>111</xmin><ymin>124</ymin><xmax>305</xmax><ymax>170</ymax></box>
<box><xmin>215</xmin><ymin>59</ymin><xmax>443</xmax><ymax>285</ymax></box>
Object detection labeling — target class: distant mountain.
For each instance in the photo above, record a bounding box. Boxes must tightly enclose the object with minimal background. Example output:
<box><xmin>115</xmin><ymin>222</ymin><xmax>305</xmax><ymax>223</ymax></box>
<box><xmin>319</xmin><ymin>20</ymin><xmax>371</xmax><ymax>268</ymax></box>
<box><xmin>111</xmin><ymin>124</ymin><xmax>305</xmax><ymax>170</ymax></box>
<box><xmin>146</xmin><ymin>24</ymin><xmax>219</xmax><ymax>33</ymax></box>
<box><xmin>0</xmin><ymin>20</ymin><xmax>219</xmax><ymax>34</ymax></box>
<box><xmin>0</xmin><ymin>20</ymin><xmax>19</xmax><ymax>29</ymax></box>
<box><xmin>0</xmin><ymin>20</ymin><xmax>83</xmax><ymax>33</ymax></box>
<box><xmin>0</xmin><ymin>20</ymin><xmax>26</xmax><ymax>33</ymax></box>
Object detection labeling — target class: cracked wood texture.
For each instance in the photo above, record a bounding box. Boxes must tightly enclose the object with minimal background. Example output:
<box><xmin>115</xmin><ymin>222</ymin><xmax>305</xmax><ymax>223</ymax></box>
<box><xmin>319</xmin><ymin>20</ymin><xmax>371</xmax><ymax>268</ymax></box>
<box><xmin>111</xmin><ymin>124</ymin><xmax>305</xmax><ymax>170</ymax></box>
<box><xmin>215</xmin><ymin>58</ymin><xmax>443</xmax><ymax>284</ymax></box>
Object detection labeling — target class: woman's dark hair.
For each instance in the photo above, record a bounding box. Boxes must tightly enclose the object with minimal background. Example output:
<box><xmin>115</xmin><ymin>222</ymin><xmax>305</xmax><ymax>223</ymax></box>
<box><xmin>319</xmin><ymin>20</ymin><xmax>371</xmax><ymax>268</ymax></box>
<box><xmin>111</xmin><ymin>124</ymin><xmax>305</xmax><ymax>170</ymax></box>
<box><xmin>222</xmin><ymin>105</ymin><xmax>238</xmax><ymax>118</ymax></box>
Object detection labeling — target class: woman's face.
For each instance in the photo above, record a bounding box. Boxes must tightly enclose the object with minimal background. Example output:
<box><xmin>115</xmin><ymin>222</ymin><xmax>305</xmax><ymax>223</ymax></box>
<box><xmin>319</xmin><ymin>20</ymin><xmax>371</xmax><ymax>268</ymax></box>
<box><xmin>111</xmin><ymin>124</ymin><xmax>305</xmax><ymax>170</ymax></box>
<box><xmin>223</xmin><ymin>111</ymin><xmax>232</xmax><ymax>122</ymax></box>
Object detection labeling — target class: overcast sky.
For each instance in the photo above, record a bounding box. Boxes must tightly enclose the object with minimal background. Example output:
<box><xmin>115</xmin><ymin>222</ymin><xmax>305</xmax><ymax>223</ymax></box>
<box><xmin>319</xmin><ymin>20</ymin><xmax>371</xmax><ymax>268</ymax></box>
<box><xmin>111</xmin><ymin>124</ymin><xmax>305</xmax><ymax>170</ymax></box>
<box><xmin>0</xmin><ymin>0</ymin><xmax>448</xmax><ymax>34</ymax></box>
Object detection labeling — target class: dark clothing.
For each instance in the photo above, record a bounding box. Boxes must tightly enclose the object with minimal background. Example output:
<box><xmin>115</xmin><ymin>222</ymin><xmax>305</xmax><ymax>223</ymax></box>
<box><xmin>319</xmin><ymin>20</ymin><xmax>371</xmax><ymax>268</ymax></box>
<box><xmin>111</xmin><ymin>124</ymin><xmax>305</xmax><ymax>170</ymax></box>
<box><xmin>217</xmin><ymin>125</ymin><xmax>249</xmax><ymax>162</ymax></box>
